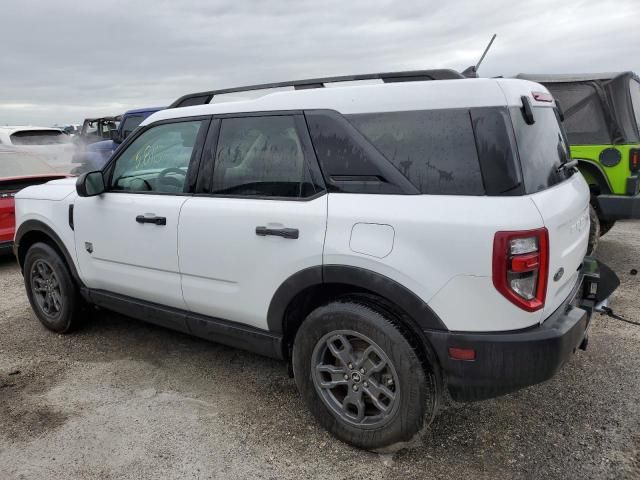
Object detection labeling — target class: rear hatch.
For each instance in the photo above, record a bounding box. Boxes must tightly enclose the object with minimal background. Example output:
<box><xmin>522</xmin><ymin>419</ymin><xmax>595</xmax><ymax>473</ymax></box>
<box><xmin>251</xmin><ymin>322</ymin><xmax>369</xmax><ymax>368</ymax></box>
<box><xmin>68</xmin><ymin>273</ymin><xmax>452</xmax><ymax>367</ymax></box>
<box><xmin>509</xmin><ymin>102</ymin><xmax>590</xmax><ymax>319</ymax></box>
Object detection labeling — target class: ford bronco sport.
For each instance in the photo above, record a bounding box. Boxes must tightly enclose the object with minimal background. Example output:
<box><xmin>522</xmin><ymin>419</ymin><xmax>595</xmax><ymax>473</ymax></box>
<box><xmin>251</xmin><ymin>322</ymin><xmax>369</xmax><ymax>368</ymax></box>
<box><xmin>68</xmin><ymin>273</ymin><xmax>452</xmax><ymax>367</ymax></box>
<box><xmin>13</xmin><ymin>69</ymin><xmax>618</xmax><ymax>450</ymax></box>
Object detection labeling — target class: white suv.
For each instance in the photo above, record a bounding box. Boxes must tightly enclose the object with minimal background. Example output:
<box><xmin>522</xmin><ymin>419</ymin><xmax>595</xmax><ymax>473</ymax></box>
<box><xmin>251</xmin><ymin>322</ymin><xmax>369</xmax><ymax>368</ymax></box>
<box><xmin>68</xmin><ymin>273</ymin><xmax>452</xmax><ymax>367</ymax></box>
<box><xmin>12</xmin><ymin>70</ymin><xmax>618</xmax><ymax>451</ymax></box>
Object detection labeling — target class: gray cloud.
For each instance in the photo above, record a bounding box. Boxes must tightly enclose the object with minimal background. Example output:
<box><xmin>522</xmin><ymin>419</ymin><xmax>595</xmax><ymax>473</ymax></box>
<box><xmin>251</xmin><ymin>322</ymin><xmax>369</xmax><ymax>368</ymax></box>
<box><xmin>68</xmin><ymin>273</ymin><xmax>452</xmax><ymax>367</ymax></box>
<box><xmin>1</xmin><ymin>0</ymin><xmax>639</xmax><ymax>125</ymax></box>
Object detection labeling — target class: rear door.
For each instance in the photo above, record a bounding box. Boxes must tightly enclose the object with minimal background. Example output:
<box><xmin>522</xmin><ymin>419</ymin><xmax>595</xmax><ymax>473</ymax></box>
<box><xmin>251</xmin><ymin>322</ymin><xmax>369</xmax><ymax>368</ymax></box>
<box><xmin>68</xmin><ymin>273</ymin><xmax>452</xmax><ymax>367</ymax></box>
<box><xmin>178</xmin><ymin>114</ymin><xmax>327</xmax><ymax>331</ymax></box>
<box><xmin>510</xmin><ymin>104</ymin><xmax>590</xmax><ymax>318</ymax></box>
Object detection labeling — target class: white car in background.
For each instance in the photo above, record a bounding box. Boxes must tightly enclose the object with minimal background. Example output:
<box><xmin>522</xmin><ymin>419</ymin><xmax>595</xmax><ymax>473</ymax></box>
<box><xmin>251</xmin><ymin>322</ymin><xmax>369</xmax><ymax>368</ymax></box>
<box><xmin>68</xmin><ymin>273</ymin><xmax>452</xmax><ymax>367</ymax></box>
<box><xmin>0</xmin><ymin>126</ymin><xmax>75</xmax><ymax>173</ymax></box>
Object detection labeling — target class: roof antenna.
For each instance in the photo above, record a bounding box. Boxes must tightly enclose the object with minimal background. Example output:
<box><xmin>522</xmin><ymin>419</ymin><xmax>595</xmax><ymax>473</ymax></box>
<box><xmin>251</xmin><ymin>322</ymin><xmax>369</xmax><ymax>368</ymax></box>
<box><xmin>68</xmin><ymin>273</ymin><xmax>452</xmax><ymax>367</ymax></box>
<box><xmin>461</xmin><ymin>34</ymin><xmax>496</xmax><ymax>78</ymax></box>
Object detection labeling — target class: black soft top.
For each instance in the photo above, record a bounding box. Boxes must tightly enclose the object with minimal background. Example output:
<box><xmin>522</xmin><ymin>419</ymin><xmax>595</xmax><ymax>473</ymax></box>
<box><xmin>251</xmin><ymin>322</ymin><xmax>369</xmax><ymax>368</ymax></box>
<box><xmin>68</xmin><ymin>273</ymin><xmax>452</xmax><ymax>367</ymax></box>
<box><xmin>516</xmin><ymin>72</ymin><xmax>639</xmax><ymax>144</ymax></box>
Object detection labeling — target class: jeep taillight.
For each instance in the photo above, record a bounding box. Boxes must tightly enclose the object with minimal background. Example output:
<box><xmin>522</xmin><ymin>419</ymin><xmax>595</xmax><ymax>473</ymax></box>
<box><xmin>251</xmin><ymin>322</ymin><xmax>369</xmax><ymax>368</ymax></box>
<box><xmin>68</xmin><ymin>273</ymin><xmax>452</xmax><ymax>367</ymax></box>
<box><xmin>492</xmin><ymin>228</ymin><xmax>549</xmax><ymax>312</ymax></box>
<box><xmin>630</xmin><ymin>148</ymin><xmax>640</xmax><ymax>173</ymax></box>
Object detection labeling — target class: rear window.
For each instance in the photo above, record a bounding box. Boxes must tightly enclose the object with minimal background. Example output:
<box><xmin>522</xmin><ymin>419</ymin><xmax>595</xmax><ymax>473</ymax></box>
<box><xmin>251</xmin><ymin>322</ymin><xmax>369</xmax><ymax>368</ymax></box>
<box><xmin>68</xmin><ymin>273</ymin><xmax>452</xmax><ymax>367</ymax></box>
<box><xmin>10</xmin><ymin>130</ymin><xmax>71</xmax><ymax>146</ymax></box>
<box><xmin>509</xmin><ymin>106</ymin><xmax>571</xmax><ymax>194</ymax></box>
<box><xmin>545</xmin><ymin>83</ymin><xmax>611</xmax><ymax>144</ymax></box>
<box><xmin>630</xmin><ymin>79</ymin><xmax>640</xmax><ymax>132</ymax></box>
<box><xmin>346</xmin><ymin>110</ymin><xmax>484</xmax><ymax>195</ymax></box>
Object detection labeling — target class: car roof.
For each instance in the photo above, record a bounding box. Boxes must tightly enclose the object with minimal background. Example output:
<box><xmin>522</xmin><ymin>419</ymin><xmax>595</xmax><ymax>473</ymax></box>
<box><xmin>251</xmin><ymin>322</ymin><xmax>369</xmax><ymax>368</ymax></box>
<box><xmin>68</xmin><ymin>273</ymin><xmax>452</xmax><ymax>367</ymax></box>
<box><xmin>144</xmin><ymin>78</ymin><xmax>551</xmax><ymax>126</ymax></box>
<box><xmin>516</xmin><ymin>71</ymin><xmax>636</xmax><ymax>83</ymax></box>
<box><xmin>0</xmin><ymin>126</ymin><xmax>65</xmax><ymax>134</ymax></box>
<box><xmin>124</xmin><ymin>106</ymin><xmax>165</xmax><ymax>115</ymax></box>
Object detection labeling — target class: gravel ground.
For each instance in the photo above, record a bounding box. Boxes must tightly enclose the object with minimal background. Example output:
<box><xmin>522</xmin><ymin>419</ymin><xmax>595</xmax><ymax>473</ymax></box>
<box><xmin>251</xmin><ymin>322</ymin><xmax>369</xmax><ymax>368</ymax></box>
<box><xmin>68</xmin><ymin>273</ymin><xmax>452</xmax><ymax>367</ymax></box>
<box><xmin>0</xmin><ymin>221</ymin><xmax>639</xmax><ymax>479</ymax></box>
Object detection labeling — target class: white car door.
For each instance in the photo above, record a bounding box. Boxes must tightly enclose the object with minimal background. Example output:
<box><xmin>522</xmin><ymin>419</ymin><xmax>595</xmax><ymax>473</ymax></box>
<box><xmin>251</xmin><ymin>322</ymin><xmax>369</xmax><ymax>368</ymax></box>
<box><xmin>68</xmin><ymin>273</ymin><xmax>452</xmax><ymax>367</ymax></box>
<box><xmin>179</xmin><ymin>114</ymin><xmax>327</xmax><ymax>330</ymax></box>
<box><xmin>74</xmin><ymin>118</ymin><xmax>210</xmax><ymax>310</ymax></box>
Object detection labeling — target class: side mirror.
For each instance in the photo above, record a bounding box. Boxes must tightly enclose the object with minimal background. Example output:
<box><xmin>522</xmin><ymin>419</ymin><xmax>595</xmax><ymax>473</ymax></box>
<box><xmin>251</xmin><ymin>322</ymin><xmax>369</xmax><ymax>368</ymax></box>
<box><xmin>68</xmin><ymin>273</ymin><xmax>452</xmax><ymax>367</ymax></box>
<box><xmin>76</xmin><ymin>171</ymin><xmax>105</xmax><ymax>197</ymax></box>
<box><xmin>111</xmin><ymin>130</ymin><xmax>122</xmax><ymax>144</ymax></box>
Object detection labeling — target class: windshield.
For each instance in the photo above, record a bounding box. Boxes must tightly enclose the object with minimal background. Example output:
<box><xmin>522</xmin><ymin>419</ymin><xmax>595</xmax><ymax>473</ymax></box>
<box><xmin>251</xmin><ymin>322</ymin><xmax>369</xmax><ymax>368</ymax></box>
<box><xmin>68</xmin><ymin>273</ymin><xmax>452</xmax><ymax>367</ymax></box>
<box><xmin>0</xmin><ymin>147</ymin><xmax>59</xmax><ymax>178</ymax></box>
<box><xmin>510</xmin><ymin>106</ymin><xmax>572</xmax><ymax>194</ymax></box>
<box><xmin>10</xmin><ymin>130</ymin><xmax>72</xmax><ymax>146</ymax></box>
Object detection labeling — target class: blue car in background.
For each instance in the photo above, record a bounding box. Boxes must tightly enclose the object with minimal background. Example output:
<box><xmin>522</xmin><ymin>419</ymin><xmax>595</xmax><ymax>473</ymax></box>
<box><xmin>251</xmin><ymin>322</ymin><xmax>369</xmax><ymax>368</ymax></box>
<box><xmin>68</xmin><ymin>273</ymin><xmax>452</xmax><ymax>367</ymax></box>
<box><xmin>72</xmin><ymin>106</ymin><xmax>164</xmax><ymax>173</ymax></box>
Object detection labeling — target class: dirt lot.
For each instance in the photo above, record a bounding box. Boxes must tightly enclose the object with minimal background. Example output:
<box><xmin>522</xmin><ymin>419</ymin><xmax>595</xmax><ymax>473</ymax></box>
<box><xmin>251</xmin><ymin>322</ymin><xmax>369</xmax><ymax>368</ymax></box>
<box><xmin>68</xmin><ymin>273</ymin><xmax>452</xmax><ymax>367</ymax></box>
<box><xmin>1</xmin><ymin>222</ymin><xmax>639</xmax><ymax>480</ymax></box>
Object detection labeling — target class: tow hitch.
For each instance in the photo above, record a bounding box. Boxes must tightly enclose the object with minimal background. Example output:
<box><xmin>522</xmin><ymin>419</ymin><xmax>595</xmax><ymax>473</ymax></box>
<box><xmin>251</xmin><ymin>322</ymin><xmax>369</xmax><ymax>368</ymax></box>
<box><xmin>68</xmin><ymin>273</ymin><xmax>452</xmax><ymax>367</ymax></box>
<box><xmin>577</xmin><ymin>257</ymin><xmax>622</xmax><ymax>349</ymax></box>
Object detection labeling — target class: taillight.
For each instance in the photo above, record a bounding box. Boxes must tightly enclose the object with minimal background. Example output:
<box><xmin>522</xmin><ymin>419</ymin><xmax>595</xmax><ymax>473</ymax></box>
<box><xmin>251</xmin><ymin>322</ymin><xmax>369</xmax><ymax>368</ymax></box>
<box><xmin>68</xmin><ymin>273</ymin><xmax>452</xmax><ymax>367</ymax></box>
<box><xmin>492</xmin><ymin>228</ymin><xmax>549</xmax><ymax>312</ymax></box>
<box><xmin>631</xmin><ymin>148</ymin><xmax>640</xmax><ymax>173</ymax></box>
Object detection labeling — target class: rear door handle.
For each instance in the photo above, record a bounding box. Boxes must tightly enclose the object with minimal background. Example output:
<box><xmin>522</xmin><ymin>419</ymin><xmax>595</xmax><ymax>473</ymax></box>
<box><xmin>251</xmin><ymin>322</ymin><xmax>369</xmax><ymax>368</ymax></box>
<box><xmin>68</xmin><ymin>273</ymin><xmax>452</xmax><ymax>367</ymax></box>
<box><xmin>136</xmin><ymin>215</ymin><xmax>167</xmax><ymax>226</ymax></box>
<box><xmin>255</xmin><ymin>226</ymin><xmax>299</xmax><ymax>239</ymax></box>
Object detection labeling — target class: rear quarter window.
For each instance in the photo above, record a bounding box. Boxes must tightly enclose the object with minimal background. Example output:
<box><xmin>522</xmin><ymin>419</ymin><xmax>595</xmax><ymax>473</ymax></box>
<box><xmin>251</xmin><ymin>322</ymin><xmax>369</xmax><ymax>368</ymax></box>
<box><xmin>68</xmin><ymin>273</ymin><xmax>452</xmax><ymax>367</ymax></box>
<box><xmin>346</xmin><ymin>110</ymin><xmax>484</xmax><ymax>195</ymax></box>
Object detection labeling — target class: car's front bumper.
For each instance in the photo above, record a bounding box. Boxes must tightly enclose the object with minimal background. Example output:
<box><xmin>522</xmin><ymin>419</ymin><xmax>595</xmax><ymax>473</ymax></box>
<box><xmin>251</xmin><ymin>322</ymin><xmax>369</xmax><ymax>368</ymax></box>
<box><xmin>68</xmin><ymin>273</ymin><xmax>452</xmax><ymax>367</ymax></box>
<box><xmin>596</xmin><ymin>192</ymin><xmax>640</xmax><ymax>220</ymax></box>
<box><xmin>425</xmin><ymin>258</ymin><xmax>619</xmax><ymax>402</ymax></box>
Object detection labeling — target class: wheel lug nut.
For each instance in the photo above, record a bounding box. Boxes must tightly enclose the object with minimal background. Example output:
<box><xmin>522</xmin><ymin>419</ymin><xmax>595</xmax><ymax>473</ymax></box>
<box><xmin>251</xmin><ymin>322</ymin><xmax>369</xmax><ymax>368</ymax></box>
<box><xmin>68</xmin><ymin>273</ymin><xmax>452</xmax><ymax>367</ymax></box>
<box><xmin>343</xmin><ymin>374</ymin><xmax>349</xmax><ymax>380</ymax></box>
<box><xmin>387</xmin><ymin>379</ymin><xmax>393</xmax><ymax>385</ymax></box>
<box><xmin>363</xmin><ymin>382</ymin><xmax>368</xmax><ymax>387</ymax></box>
<box><xmin>353</xmin><ymin>385</ymin><xmax>359</xmax><ymax>391</ymax></box>
<box><xmin>360</xmin><ymin>368</ymin><xmax>365</xmax><ymax>374</ymax></box>
<box><xmin>348</xmin><ymin>363</ymin><xmax>353</xmax><ymax>369</ymax></box>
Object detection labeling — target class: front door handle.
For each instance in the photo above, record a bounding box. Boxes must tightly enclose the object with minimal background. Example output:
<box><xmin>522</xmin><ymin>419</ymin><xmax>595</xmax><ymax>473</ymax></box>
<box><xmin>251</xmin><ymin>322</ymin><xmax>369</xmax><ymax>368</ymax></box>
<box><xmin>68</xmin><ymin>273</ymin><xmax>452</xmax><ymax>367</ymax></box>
<box><xmin>136</xmin><ymin>215</ymin><xmax>167</xmax><ymax>226</ymax></box>
<box><xmin>255</xmin><ymin>226</ymin><xmax>299</xmax><ymax>239</ymax></box>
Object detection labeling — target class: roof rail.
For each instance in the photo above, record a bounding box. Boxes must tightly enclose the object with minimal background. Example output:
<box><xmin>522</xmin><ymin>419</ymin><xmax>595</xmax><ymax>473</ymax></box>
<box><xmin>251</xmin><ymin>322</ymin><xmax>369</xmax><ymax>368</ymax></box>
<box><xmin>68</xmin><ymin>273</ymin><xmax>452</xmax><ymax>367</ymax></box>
<box><xmin>168</xmin><ymin>69</ymin><xmax>465</xmax><ymax>109</ymax></box>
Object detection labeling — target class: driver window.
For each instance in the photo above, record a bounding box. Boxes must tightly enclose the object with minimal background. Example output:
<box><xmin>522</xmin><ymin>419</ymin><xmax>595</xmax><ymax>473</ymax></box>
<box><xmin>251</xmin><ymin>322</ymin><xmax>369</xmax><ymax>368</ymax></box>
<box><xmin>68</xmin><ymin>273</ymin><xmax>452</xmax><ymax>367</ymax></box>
<box><xmin>111</xmin><ymin>120</ymin><xmax>205</xmax><ymax>193</ymax></box>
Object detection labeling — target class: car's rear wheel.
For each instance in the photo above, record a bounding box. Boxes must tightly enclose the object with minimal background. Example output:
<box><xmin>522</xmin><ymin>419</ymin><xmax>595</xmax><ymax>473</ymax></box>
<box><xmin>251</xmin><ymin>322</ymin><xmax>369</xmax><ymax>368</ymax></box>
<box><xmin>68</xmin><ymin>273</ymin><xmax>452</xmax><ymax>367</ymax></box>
<box><xmin>24</xmin><ymin>242</ymin><xmax>84</xmax><ymax>333</ymax></box>
<box><xmin>292</xmin><ymin>300</ymin><xmax>440</xmax><ymax>452</ymax></box>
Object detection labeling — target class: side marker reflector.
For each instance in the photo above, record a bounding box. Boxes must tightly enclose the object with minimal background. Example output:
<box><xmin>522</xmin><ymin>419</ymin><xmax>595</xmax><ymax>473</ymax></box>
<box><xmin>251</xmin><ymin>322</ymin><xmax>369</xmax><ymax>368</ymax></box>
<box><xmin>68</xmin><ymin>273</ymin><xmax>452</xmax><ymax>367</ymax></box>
<box><xmin>448</xmin><ymin>347</ymin><xmax>476</xmax><ymax>361</ymax></box>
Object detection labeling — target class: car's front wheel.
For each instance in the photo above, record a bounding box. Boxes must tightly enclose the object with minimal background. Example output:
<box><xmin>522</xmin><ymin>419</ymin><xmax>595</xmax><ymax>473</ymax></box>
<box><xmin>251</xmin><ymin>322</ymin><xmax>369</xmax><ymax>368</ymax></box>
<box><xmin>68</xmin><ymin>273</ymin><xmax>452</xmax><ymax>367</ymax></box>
<box><xmin>24</xmin><ymin>242</ymin><xmax>84</xmax><ymax>333</ymax></box>
<box><xmin>292</xmin><ymin>300</ymin><xmax>440</xmax><ymax>451</ymax></box>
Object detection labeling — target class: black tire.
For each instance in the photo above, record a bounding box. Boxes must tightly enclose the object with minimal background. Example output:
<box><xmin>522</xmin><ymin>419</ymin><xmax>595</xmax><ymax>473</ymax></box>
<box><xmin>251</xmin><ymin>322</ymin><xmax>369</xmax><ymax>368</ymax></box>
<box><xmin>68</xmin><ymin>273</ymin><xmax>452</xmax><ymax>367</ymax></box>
<box><xmin>599</xmin><ymin>219</ymin><xmax>616</xmax><ymax>237</ymax></box>
<box><xmin>587</xmin><ymin>205</ymin><xmax>600</xmax><ymax>255</ymax></box>
<box><xmin>292</xmin><ymin>300</ymin><xmax>440</xmax><ymax>452</ymax></box>
<box><xmin>24</xmin><ymin>242</ymin><xmax>84</xmax><ymax>333</ymax></box>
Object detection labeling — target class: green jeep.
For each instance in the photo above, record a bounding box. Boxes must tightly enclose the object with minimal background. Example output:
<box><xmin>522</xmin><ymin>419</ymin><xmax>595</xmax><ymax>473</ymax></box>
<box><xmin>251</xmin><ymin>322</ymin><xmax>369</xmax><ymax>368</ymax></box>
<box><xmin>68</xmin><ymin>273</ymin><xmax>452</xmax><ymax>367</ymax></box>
<box><xmin>517</xmin><ymin>72</ymin><xmax>640</xmax><ymax>251</ymax></box>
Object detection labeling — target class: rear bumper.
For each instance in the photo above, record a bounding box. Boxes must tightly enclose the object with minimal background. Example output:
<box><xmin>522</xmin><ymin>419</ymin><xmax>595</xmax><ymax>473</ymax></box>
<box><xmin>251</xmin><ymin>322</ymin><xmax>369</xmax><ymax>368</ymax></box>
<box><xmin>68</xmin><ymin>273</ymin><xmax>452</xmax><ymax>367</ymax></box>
<box><xmin>595</xmin><ymin>192</ymin><xmax>640</xmax><ymax>220</ymax></box>
<box><xmin>426</xmin><ymin>258</ymin><xmax>619</xmax><ymax>402</ymax></box>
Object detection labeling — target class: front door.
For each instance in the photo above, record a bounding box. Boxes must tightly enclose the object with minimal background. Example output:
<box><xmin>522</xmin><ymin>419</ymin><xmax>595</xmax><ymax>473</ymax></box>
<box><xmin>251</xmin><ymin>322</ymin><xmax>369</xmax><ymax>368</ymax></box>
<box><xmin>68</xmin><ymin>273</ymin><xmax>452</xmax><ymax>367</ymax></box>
<box><xmin>74</xmin><ymin>118</ymin><xmax>209</xmax><ymax>309</ymax></box>
<box><xmin>179</xmin><ymin>114</ymin><xmax>327</xmax><ymax>330</ymax></box>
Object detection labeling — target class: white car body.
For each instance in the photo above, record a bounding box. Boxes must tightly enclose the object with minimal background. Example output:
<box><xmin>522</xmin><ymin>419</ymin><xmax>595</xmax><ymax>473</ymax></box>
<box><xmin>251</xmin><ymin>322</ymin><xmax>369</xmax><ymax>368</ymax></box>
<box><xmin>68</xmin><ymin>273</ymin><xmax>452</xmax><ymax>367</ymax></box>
<box><xmin>15</xmin><ymin>72</ymin><xmax>612</xmax><ymax>431</ymax></box>
<box><xmin>14</xmin><ymin>78</ymin><xmax>590</xmax><ymax>332</ymax></box>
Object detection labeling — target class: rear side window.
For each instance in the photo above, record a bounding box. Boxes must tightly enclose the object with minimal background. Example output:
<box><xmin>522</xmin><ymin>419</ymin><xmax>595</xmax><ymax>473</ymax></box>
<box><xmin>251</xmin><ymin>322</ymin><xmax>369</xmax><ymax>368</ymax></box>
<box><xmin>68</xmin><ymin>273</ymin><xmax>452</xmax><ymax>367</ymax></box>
<box><xmin>470</xmin><ymin>107</ymin><xmax>523</xmax><ymax>196</ymax></box>
<box><xmin>545</xmin><ymin>83</ymin><xmax>611</xmax><ymax>144</ymax></box>
<box><xmin>509</xmin><ymin>106</ymin><xmax>571</xmax><ymax>194</ymax></box>
<box><xmin>212</xmin><ymin>116</ymin><xmax>317</xmax><ymax>198</ymax></box>
<box><xmin>10</xmin><ymin>130</ymin><xmax>71</xmax><ymax>145</ymax></box>
<box><xmin>347</xmin><ymin>110</ymin><xmax>484</xmax><ymax>195</ymax></box>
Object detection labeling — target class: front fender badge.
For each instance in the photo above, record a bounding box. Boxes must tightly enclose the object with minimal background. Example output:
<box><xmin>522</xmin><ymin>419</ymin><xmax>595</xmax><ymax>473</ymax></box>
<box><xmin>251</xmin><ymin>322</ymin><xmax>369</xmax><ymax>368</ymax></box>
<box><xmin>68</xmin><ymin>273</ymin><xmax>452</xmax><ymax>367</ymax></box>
<box><xmin>553</xmin><ymin>267</ymin><xmax>564</xmax><ymax>282</ymax></box>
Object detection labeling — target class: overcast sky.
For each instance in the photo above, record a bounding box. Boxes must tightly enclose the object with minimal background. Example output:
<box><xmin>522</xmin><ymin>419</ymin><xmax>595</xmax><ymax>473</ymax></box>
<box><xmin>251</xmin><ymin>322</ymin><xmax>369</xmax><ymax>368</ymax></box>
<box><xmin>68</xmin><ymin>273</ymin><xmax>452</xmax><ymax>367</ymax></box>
<box><xmin>1</xmin><ymin>0</ymin><xmax>638</xmax><ymax>125</ymax></box>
